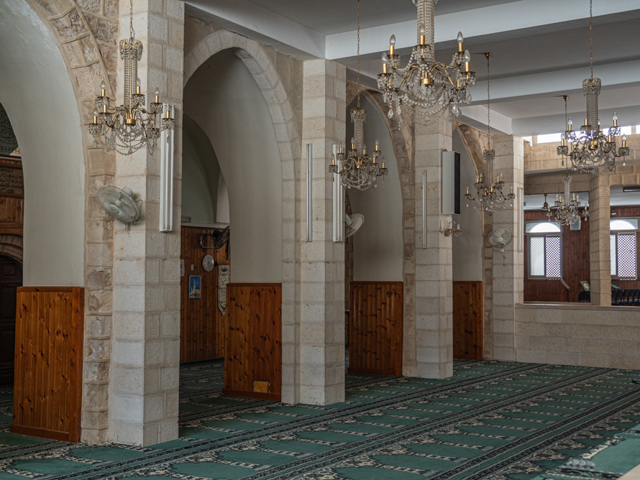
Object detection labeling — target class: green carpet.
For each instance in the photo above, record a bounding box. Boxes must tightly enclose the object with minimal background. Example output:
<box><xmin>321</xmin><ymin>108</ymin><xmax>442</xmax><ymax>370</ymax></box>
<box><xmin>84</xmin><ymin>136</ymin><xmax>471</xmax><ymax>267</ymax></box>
<box><xmin>0</xmin><ymin>360</ymin><xmax>638</xmax><ymax>479</ymax></box>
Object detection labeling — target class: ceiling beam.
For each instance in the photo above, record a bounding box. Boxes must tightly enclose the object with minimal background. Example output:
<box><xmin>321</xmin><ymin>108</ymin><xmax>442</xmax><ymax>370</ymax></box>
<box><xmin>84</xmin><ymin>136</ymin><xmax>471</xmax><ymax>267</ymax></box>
<box><xmin>326</xmin><ymin>0</ymin><xmax>640</xmax><ymax>61</ymax></box>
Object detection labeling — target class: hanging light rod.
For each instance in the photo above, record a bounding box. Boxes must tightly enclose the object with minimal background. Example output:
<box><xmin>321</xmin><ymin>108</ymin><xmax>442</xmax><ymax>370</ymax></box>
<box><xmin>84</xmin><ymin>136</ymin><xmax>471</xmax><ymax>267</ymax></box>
<box><xmin>330</xmin><ymin>0</ymin><xmax>388</xmax><ymax>190</ymax></box>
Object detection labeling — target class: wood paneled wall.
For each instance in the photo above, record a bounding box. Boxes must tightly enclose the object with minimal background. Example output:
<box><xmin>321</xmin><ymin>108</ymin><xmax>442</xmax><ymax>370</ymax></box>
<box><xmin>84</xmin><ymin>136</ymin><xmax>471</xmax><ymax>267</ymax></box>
<box><xmin>12</xmin><ymin>287</ymin><xmax>84</xmax><ymax>442</ymax></box>
<box><xmin>0</xmin><ymin>158</ymin><xmax>24</xmax><ymax>236</ymax></box>
<box><xmin>223</xmin><ymin>284</ymin><xmax>282</xmax><ymax>401</ymax></box>
<box><xmin>453</xmin><ymin>281</ymin><xmax>483</xmax><ymax>360</ymax></box>
<box><xmin>349</xmin><ymin>282</ymin><xmax>403</xmax><ymax>377</ymax></box>
<box><xmin>180</xmin><ymin>226</ymin><xmax>229</xmax><ymax>363</ymax></box>
<box><xmin>524</xmin><ymin>207</ymin><xmax>640</xmax><ymax>302</ymax></box>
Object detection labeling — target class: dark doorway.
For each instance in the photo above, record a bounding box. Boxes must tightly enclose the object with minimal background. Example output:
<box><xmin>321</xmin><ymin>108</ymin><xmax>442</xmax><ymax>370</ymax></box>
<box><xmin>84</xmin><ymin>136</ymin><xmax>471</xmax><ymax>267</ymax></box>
<box><xmin>0</xmin><ymin>255</ymin><xmax>21</xmax><ymax>386</ymax></box>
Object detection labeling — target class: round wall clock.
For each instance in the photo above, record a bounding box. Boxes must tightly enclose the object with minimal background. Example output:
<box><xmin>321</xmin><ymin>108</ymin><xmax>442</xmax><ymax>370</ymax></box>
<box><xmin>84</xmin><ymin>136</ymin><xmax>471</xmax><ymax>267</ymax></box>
<box><xmin>202</xmin><ymin>254</ymin><xmax>215</xmax><ymax>272</ymax></box>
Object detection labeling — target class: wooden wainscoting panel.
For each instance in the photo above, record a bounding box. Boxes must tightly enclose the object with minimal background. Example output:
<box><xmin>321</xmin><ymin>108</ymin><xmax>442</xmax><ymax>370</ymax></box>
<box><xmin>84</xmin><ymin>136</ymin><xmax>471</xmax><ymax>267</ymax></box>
<box><xmin>180</xmin><ymin>226</ymin><xmax>229</xmax><ymax>362</ymax></box>
<box><xmin>349</xmin><ymin>282</ymin><xmax>403</xmax><ymax>377</ymax></box>
<box><xmin>453</xmin><ymin>281</ymin><xmax>483</xmax><ymax>360</ymax></box>
<box><xmin>12</xmin><ymin>287</ymin><xmax>84</xmax><ymax>442</ymax></box>
<box><xmin>223</xmin><ymin>283</ymin><xmax>282</xmax><ymax>401</ymax></box>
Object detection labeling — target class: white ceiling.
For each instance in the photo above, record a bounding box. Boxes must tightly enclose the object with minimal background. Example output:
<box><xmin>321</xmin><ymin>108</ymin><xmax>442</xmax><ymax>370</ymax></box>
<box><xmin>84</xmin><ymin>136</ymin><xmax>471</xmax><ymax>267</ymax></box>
<box><xmin>184</xmin><ymin>0</ymin><xmax>640</xmax><ymax>136</ymax></box>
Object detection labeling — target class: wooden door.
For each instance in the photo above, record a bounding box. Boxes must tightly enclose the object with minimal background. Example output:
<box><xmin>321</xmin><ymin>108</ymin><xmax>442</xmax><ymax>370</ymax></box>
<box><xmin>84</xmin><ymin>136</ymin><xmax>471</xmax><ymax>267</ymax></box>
<box><xmin>453</xmin><ymin>281</ymin><xmax>483</xmax><ymax>360</ymax></box>
<box><xmin>0</xmin><ymin>256</ymin><xmax>21</xmax><ymax>386</ymax></box>
<box><xmin>349</xmin><ymin>282</ymin><xmax>403</xmax><ymax>377</ymax></box>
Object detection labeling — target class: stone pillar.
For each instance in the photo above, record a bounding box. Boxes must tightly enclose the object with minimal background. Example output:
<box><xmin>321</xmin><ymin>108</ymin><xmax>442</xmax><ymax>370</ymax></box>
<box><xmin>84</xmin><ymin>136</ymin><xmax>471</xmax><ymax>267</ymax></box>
<box><xmin>491</xmin><ymin>135</ymin><xmax>524</xmax><ymax>361</ymax></box>
<box><xmin>413</xmin><ymin>113</ymin><xmax>453</xmax><ymax>379</ymax></box>
<box><xmin>297</xmin><ymin>59</ymin><xmax>346</xmax><ymax>405</ymax></box>
<box><xmin>589</xmin><ymin>175</ymin><xmax>611</xmax><ymax>306</ymax></box>
<box><xmin>108</xmin><ymin>0</ymin><xmax>184</xmax><ymax>446</ymax></box>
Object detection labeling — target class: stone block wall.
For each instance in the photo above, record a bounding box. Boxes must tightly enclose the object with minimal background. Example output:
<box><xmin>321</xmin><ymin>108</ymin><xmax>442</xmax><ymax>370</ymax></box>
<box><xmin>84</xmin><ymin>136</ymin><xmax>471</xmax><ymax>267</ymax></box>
<box><xmin>515</xmin><ymin>304</ymin><xmax>640</xmax><ymax>370</ymax></box>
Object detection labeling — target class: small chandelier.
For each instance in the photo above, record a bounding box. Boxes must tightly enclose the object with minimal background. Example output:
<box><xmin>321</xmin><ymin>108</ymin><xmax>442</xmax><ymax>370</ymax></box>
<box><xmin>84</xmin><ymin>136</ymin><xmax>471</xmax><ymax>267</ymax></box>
<box><xmin>465</xmin><ymin>53</ymin><xmax>514</xmax><ymax>212</ymax></box>
<box><xmin>89</xmin><ymin>0</ymin><xmax>174</xmax><ymax>155</ymax></box>
<box><xmin>557</xmin><ymin>0</ymin><xmax>629</xmax><ymax>173</ymax></box>
<box><xmin>377</xmin><ymin>0</ymin><xmax>475</xmax><ymax>122</ymax></box>
<box><xmin>330</xmin><ymin>0</ymin><xmax>388</xmax><ymax>190</ymax></box>
<box><xmin>545</xmin><ymin>175</ymin><xmax>589</xmax><ymax>225</ymax></box>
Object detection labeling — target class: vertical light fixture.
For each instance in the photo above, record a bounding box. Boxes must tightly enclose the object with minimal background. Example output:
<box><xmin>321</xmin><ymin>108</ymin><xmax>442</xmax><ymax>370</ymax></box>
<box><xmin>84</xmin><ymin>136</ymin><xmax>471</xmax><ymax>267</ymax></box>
<box><xmin>307</xmin><ymin>144</ymin><xmax>313</xmax><ymax>242</ymax></box>
<box><xmin>159</xmin><ymin>104</ymin><xmax>174</xmax><ymax>232</ymax></box>
<box><xmin>332</xmin><ymin>144</ymin><xmax>345</xmax><ymax>242</ymax></box>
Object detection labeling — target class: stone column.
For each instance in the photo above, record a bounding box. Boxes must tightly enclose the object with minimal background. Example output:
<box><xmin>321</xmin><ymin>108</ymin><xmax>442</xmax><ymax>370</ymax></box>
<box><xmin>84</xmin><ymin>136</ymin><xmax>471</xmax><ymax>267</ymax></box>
<box><xmin>108</xmin><ymin>0</ymin><xmax>184</xmax><ymax>446</ymax></box>
<box><xmin>589</xmin><ymin>175</ymin><xmax>611</xmax><ymax>306</ymax></box>
<box><xmin>297</xmin><ymin>59</ymin><xmax>346</xmax><ymax>405</ymax></box>
<box><xmin>491</xmin><ymin>135</ymin><xmax>524</xmax><ymax>361</ymax></box>
<box><xmin>413</xmin><ymin>113</ymin><xmax>453</xmax><ymax>379</ymax></box>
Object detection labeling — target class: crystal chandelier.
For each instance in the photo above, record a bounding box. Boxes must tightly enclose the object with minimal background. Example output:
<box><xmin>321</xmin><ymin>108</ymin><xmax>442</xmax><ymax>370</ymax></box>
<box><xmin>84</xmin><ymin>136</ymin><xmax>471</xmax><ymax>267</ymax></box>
<box><xmin>89</xmin><ymin>0</ymin><xmax>174</xmax><ymax>155</ymax></box>
<box><xmin>465</xmin><ymin>53</ymin><xmax>514</xmax><ymax>212</ymax></box>
<box><xmin>330</xmin><ymin>0</ymin><xmax>388</xmax><ymax>191</ymax></box>
<box><xmin>557</xmin><ymin>0</ymin><xmax>629</xmax><ymax>173</ymax></box>
<box><xmin>545</xmin><ymin>175</ymin><xmax>589</xmax><ymax>225</ymax></box>
<box><xmin>377</xmin><ymin>0</ymin><xmax>475</xmax><ymax>122</ymax></box>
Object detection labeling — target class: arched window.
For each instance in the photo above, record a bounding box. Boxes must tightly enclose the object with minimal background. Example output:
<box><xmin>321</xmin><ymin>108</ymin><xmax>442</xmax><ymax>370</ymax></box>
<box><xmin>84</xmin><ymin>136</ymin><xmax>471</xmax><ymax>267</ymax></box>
<box><xmin>526</xmin><ymin>222</ymin><xmax>561</xmax><ymax>279</ymax></box>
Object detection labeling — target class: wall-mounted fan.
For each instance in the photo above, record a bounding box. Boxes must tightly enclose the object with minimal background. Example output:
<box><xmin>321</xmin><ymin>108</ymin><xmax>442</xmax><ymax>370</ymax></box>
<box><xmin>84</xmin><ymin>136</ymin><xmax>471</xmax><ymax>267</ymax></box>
<box><xmin>200</xmin><ymin>226</ymin><xmax>230</xmax><ymax>250</ymax></box>
<box><xmin>97</xmin><ymin>186</ymin><xmax>142</xmax><ymax>227</ymax></box>
<box><xmin>488</xmin><ymin>228</ymin><xmax>513</xmax><ymax>259</ymax></box>
<box><xmin>345</xmin><ymin>213</ymin><xmax>364</xmax><ymax>238</ymax></box>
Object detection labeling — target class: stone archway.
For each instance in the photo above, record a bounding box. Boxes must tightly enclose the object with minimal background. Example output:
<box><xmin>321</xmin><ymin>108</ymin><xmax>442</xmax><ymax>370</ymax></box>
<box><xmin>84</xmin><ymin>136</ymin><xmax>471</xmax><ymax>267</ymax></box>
<box><xmin>183</xmin><ymin>28</ymin><xmax>300</xmax><ymax>404</ymax></box>
<box><xmin>347</xmin><ymin>88</ymin><xmax>419</xmax><ymax>376</ymax></box>
<box><xmin>0</xmin><ymin>235</ymin><xmax>23</xmax><ymax>264</ymax></box>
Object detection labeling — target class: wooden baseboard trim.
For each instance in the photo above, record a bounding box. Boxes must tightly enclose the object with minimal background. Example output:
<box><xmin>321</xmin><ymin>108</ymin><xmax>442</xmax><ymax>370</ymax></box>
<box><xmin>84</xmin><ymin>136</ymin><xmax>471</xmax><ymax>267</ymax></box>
<box><xmin>222</xmin><ymin>388</ymin><xmax>280</xmax><ymax>402</ymax></box>
<box><xmin>10</xmin><ymin>424</ymin><xmax>71</xmax><ymax>442</ymax></box>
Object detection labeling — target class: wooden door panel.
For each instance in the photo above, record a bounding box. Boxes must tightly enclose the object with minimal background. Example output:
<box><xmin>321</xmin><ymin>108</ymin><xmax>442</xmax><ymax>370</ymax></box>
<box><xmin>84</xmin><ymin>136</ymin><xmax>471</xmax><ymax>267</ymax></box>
<box><xmin>349</xmin><ymin>282</ymin><xmax>403</xmax><ymax>377</ymax></box>
<box><xmin>11</xmin><ymin>287</ymin><xmax>83</xmax><ymax>442</ymax></box>
<box><xmin>223</xmin><ymin>283</ymin><xmax>282</xmax><ymax>401</ymax></box>
<box><xmin>453</xmin><ymin>281</ymin><xmax>483</xmax><ymax>360</ymax></box>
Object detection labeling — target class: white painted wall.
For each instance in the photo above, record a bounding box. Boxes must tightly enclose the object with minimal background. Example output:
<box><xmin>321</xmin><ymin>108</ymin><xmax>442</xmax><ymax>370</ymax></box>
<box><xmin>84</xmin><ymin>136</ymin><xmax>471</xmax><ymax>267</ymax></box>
<box><xmin>184</xmin><ymin>50</ymin><xmax>282</xmax><ymax>282</ymax></box>
<box><xmin>182</xmin><ymin>114</ymin><xmax>219</xmax><ymax>225</ymax></box>
<box><xmin>348</xmin><ymin>95</ymin><xmax>403</xmax><ymax>282</ymax></box>
<box><xmin>216</xmin><ymin>175</ymin><xmax>230</xmax><ymax>224</ymax></box>
<box><xmin>0</xmin><ymin>1</ymin><xmax>85</xmax><ymax>286</ymax></box>
<box><xmin>452</xmin><ymin>130</ymin><xmax>483</xmax><ymax>282</ymax></box>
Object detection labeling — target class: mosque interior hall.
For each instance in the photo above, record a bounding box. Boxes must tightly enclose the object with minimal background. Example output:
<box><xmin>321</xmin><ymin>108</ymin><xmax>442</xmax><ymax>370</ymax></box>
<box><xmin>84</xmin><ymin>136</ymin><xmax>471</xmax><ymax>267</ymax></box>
<box><xmin>0</xmin><ymin>0</ymin><xmax>640</xmax><ymax>478</ymax></box>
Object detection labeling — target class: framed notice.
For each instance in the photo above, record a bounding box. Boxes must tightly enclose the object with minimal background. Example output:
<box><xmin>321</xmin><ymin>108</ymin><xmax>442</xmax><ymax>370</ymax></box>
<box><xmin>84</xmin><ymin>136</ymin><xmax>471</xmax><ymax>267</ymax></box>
<box><xmin>189</xmin><ymin>275</ymin><xmax>201</xmax><ymax>299</ymax></box>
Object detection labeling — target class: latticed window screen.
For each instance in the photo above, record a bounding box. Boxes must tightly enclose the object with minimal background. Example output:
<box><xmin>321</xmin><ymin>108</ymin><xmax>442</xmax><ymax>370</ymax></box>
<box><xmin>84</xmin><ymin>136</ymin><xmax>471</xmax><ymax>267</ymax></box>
<box><xmin>529</xmin><ymin>235</ymin><xmax>561</xmax><ymax>278</ymax></box>
<box><xmin>530</xmin><ymin>237</ymin><xmax>545</xmax><ymax>276</ymax></box>
<box><xmin>610</xmin><ymin>234</ymin><xmax>617</xmax><ymax>277</ymax></box>
<box><xmin>545</xmin><ymin>236</ymin><xmax>561</xmax><ymax>277</ymax></box>
<box><xmin>613</xmin><ymin>233</ymin><xmax>637</xmax><ymax>279</ymax></box>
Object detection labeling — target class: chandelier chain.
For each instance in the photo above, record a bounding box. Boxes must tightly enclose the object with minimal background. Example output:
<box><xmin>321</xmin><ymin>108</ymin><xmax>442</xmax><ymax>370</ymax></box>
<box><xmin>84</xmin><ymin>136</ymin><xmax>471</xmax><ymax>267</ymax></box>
<box><xmin>356</xmin><ymin>0</ymin><xmax>360</xmax><ymax>109</ymax></box>
<box><xmin>486</xmin><ymin>52</ymin><xmax>491</xmax><ymax>150</ymax></box>
<box><xmin>129</xmin><ymin>0</ymin><xmax>134</xmax><ymax>39</ymax></box>
<box><xmin>328</xmin><ymin>0</ymin><xmax>388</xmax><ymax>190</ymax></box>
<box><xmin>589</xmin><ymin>0</ymin><xmax>593</xmax><ymax>79</ymax></box>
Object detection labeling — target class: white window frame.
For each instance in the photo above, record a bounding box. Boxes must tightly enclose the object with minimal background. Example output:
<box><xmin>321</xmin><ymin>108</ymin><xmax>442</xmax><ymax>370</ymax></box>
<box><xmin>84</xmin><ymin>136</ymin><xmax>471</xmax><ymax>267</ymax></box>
<box><xmin>526</xmin><ymin>222</ymin><xmax>562</xmax><ymax>280</ymax></box>
<box><xmin>610</xmin><ymin>218</ymin><xmax>638</xmax><ymax>280</ymax></box>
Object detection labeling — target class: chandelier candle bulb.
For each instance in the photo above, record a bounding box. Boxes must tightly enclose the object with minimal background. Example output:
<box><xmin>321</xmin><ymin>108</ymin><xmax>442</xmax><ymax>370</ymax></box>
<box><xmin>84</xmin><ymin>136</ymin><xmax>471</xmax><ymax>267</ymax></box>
<box><xmin>155</xmin><ymin>88</ymin><xmax>160</xmax><ymax>104</ymax></box>
<box><xmin>457</xmin><ymin>32</ymin><xmax>464</xmax><ymax>52</ymax></box>
<box><xmin>389</xmin><ymin>35</ymin><xmax>395</xmax><ymax>55</ymax></box>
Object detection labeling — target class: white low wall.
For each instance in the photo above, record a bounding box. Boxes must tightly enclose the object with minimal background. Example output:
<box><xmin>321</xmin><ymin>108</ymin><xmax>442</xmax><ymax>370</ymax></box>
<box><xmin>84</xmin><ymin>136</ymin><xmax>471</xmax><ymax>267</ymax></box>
<box><xmin>515</xmin><ymin>304</ymin><xmax>640</xmax><ymax>370</ymax></box>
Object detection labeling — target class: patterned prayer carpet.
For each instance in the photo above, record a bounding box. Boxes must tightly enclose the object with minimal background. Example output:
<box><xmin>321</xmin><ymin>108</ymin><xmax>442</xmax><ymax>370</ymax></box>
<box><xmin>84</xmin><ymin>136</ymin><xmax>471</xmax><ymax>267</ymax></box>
<box><xmin>0</xmin><ymin>359</ymin><xmax>639</xmax><ymax>479</ymax></box>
